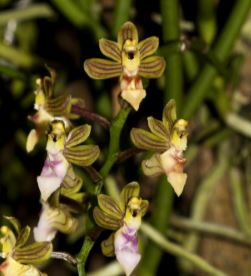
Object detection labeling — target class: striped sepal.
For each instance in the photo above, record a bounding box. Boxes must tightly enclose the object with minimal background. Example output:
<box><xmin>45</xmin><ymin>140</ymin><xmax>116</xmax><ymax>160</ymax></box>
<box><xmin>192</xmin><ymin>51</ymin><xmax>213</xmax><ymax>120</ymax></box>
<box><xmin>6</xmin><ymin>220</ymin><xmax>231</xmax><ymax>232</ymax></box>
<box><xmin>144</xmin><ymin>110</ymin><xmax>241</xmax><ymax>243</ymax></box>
<box><xmin>139</xmin><ymin>56</ymin><xmax>166</xmax><ymax>78</ymax></box>
<box><xmin>130</xmin><ymin>128</ymin><xmax>168</xmax><ymax>152</ymax></box>
<box><xmin>99</xmin><ymin>39</ymin><xmax>121</xmax><ymax>62</ymax></box>
<box><xmin>45</xmin><ymin>93</ymin><xmax>72</xmax><ymax>116</ymax></box>
<box><xmin>66</xmin><ymin>124</ymin><xmax>91</xmax><ymax>148</ymax></box>
<box><xmin>120</xmin><ymin>182</ymin><xmax>140</xmax><ymax>211</ymax></box>
<box><xmin>84</xmin><ymin>58</ymin><xmax>122</xmax><ymax>79</ymax></box>
<box><xmin>13</xmin><ymin>242</ymin><xmax>52</xmax><ymax>265</ymax></box>
<box><xmin>93</xmin><ymin>207</ymin><xmax>121</xmax><ymax>231</ymax></box>
<box><xmin>138</xmin><ymin>36</ymin><xmax>159</xmax><ymax>60</ymax></box>
<box><xmin>101</xmin><ymin>233</ymin><xmax>115</xmax><ymax>257</ymax></box>
<box><xmin>118</xmin><ymin>21</ymin><xmax>138</xmax><ymax>47</ymax></box>
<box><xmin>64</xmin><ymin>145</ymin><xmax>100</xmax><ymax>167</ymax></box>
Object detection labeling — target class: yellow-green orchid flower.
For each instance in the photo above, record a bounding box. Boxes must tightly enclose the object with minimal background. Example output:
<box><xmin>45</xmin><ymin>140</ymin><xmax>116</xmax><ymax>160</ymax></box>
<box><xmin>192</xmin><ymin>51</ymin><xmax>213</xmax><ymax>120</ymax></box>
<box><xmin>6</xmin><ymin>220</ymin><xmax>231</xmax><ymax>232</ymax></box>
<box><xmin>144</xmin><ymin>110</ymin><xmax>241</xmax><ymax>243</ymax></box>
<box><xmin>26</xmin><ymin>68</ymin><xmax>85</xmax><ymax>152</ymax></box>
<box><xmin>93</xmin><ymin>182</ymin><xmax>148</xmax><ymax>276</ymax></box>
<box><xmin>130</xmin><ymin>100</ymin><xmax>188</xmax><ymax>196</ymax></box>
<box><xmin>37</xmin><ymin>120</ymin><xmax>100</xmax><ymax>201</ymax></box>
<box><xmin>84</xmin><ymin>21</ymin><xmax>166</xmax><ymax>111</ymax></box>
<box><xmin>0</xmin><ymin>217</ymin><xmax>52</xmax><ymax>276</ymax></box>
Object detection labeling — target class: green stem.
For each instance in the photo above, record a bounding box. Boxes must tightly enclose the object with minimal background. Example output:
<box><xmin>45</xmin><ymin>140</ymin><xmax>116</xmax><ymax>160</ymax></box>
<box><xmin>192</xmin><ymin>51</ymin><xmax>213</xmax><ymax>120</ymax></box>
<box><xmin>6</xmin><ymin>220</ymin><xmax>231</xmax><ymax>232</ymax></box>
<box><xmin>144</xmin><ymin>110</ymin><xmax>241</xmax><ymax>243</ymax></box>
<box><xmin>77</xmin><ymin>236</ymin><xmax>95</xmax><ymax>276</ymax></box>
<box><xmin>183</xmin><ymin>0</ymin><xmax>251</xmax><ymax>119</ymax></box>
<box><xmin>229</xmin><ymin>167</ymin><xmax>251</xmax><ymax>237</ymax></box>
<box><xmin>0</xmin><ymin>3</ymin><xmax>55</xmax><ymax>25</ymax></box>
<box><xmin>100</xmin><ymin>107</ymin><xmax>131</xmax><ymax>179</ymax></box>
<box><xmin>161</xmin><ymin>0</ymin><xmax>183</xmax><ymax>111</ymax></box>
<box><xmin>170</xmin><ymin>215</ymin><xmax>251</xmax><ymax>247</ymax></box>
<box><xmin>141</xmin><ymin>222</ymin><xmax>226</xmax><ymax>276</ymax></box>
<box><xmin>112</xmin><ymin>0</ymin><xmax>133</xmax><ymax>38</ymax></box>
<box><xmin>138</xmin><ymin>177</ymin><xmax>174</xmax><ymax>276</ymax></box>
<box><xmin>77</xmin><ymin>107</ymin><xmax>130</xmax><ymax>275</ymax></box>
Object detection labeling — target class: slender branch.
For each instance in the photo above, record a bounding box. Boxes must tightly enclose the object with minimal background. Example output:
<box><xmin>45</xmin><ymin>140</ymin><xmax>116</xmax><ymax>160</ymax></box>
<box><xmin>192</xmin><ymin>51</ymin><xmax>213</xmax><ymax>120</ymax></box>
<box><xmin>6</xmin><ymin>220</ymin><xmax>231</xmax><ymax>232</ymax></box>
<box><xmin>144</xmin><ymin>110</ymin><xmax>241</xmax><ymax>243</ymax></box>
<box><xmin>170</xmin><ymin>215</ymin><xmax>251</xmax><ymax>248</ymax></box>
<box><xmin>72</xmin><ymin>105</ymin><xmax>110</xmax><ymax>129</ymax></box>
<box><xmin>51</xmin><ymin>251</ymin><xmax>77</xmax><ymax>265</ymax></box>
<box><xmin>0</xmin><ymin>3</ymin><xmax>55</xmax><ymax>25</ymax></box>
<box><xmin>225</xmin><ymin>112</ymin><xmax>251</xmax><ymax>138</ymax></box>
<box><xmin>183</xmin><ymin>0</ymin><xmax>251</xmax><ymax>119</ymax></box>
<box><xmin>229</xmin><ymin>167</ymin><xmax>251</xmax><ymax>237</ymax></box>
<box><xmin>141</xmin><ymin>222</ymin><xmax>226</xmax><ymax>276</ymax></box>
<box><xmin>116</xmin><ymin>147</ymin><xmax>142</xmax><ymax>164</ymax></box>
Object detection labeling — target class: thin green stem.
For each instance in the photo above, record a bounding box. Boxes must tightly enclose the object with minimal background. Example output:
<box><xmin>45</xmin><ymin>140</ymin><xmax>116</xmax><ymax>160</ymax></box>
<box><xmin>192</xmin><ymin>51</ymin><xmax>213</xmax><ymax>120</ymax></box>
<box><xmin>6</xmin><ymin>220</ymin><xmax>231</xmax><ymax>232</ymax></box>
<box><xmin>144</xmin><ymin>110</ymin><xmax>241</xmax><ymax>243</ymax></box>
<box><xmin>141</xmin><ymin>222</ymin><xmax>226</xmax><ymax>276</ymax></box>
<box><xmin>0</xmin><ymin>3</ymin><xmax>55</xmax><ymax>25</ymax></box>
<box><xmin>112</xmin><ymin>0</ymin><xmax>133</xmax><ymax>38</ymax></box>
<box><xmin>183</xmin><ymin>0</ymin><xmax>251</xmax><ymax>119</ymax></box>
<box><xmin>77</xmin><ymin>236</ymin><xmax>95</xmax><ymax>276</ymax></box>
<box><xmin>170</xmin><ymin>215</ymin><xmax>251</xmax><ymax>248</ymax></box>
<box><xmin>161</xmin><ymin>0</ymin><xmax>183</xmax><ymax>111</ymax></box>
<box><xmin>229</xmin><ymin>167</ymin><xmax>251</xmax><ymax>237</ymax></box>
<box><xmin>100</xmin><ymin>107</ymin><xmax>131</xmax><ymax>179</ymax></box>
<box><xmin>197</xmin><ymin>0</ymin><xmax>217</xmax><ymax>44</ymax></box>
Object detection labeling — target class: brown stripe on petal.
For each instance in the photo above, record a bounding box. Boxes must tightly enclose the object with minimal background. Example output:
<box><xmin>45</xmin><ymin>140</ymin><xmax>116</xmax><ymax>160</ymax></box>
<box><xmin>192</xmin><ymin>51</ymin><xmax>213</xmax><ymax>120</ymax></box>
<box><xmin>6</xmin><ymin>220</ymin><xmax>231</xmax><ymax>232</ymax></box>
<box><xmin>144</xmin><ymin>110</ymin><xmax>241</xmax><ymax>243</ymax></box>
<box><xmin>98</xmin><ymin>194</ymin><xmax>123</xmax><ymax>219</ymax></box>
<box><xmin>66</xmin><ymin>124</ymin><xmax>91</xmax><ymax>147</ymax></box>
<box><xmin>99</xmin><ymin>39</ymin><xmax>121</xmax><ymax>62</ymax></box>
<box><xmin>139</xmin><ymin>56</ymin><xmax>166</xmax><ymax>78</ymax></box>
<box><xmin>84</xmin><ymin>59</ymin><xmax>122</xmax><ymax>79</ymax></box>
<box><xmin>93</xmin><ymin>207</ymin><xmax>121</xmax><ymax>230</ymax></box>
<box><xmin>130</xmin><ymin>128</ymin><xmax>168</xmax><ymax>152</ymax></box>
<box><xmin>139</xmin><ymin>37</ymin><xmax>159</xmax><ymax>60</ymax></box>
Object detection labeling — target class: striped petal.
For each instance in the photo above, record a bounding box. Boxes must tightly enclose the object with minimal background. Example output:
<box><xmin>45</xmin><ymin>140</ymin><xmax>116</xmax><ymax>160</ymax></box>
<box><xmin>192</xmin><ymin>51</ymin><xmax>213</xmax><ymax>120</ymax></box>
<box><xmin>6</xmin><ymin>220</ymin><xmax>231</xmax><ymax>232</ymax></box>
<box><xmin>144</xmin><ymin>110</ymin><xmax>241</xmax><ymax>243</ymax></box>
<box><xmin>139</xmin><ymin>56</ymin><xmax>166</xmax><ymax>78</ymax></box>
<box><xmin>93</xmin><ymin>207</ymin><xmax>121</xmax><ymax>230</ymax></box>
<box><xmin>46</xmin><ymin>93</ymin><xmax>72</xmax><ymax>117</ymax></box>
<box><xmin>101</xmin><ymin>233</ymin><xmax>115</xmax><ymax>257</ymax></box>
<box><xmin>64</xmin><ymin>145</ymin><xmax>100</xmax><ymax>167</ymax></box>
<box><xmin>130</xmin><ymin>128</ymin><xmax>168</xmax><ymax>152</ymax></box>
<box><xmin>118</xmin><ymin>21</ymin><xmax>138</xmax><ymax>48</ymax></box>
<box><xmin>13</xmin><ymin>242</ymin><xmax>52</xmax><ymax>265</ymax></box>
<box><xmin>99</xmin><ymin>38</ymin><xmax>121</xmax><ymax>62</ymax></box>
<box><xmin>162</xmin><ymin>99</ymin><xmax>177</xmax><ymax>131</ymax></box>
<box><xmin>66</xmin><ymin>124</ymin><xmax>91</xmax><ymax>148</ymax></box>
<box><xmin>98</xmin><ymin>194</ymin><xmax>123</xmax><ymax>220</ymax></box>
<box><xmin>147</xmin><ymin>116</ymin><xmax>169</xmax><ymax>141</ymax></box>
<box><xmin>15</xmin><ymin>226</ymin><xmax>30</xmax><ymax>248</ymax></box>
<box><xmin>84</xmin><ymin>58</ymin><xmax>122</xmax><ymax>79</ymax></box>
<box><xmin>138</xmin><ymin>36</ymin><xmax>159</xmax><ymax>60</ymax></box>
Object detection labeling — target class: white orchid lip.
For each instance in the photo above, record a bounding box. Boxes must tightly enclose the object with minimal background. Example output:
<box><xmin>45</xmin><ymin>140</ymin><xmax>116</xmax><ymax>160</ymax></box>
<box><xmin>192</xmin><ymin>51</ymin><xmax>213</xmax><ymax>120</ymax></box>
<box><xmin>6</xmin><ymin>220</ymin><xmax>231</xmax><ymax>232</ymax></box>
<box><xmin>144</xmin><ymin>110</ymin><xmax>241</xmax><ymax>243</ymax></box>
<box><xmin>114</xmin><ymin>225</ymin><xmax>141</xmax><ymax>276</ymax></box>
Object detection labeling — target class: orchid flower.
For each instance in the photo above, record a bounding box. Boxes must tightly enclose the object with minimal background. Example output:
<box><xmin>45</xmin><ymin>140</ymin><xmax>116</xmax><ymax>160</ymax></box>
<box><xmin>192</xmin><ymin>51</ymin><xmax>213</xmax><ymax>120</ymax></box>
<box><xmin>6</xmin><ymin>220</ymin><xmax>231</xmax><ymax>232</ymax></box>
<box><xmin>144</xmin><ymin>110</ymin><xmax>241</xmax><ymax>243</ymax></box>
<box><xmin>84</xmin><ymin>21</ymin><xmax>166</xmax><ymax>111</ymax></box>
<box><xmin>33</xmin><ymin>203</ymin><xmax>78</xmax><ymax>242</ymax></box>
<box><xmin>26</xmin><ymin>68</ymin><xmax>84</xmax><ymax>152</ymax></box>
<box><xmin>93</xmin><ymin>182</ymin><xmax>148</xmax><ymax>276</ymax></box>
<box><xmin>130</xmin><ymin>99</ymin><xmax>188</xmax><ymax>196</ymax></box>
<box><xmin>37</xmin><ymin>120</ymin><xmax>100</xmax><ymax>201</ymax></box>
<box><xmin>0</xmin><ymin>217</ymin><xmax>52</xmax><ymax>276</ymax></box>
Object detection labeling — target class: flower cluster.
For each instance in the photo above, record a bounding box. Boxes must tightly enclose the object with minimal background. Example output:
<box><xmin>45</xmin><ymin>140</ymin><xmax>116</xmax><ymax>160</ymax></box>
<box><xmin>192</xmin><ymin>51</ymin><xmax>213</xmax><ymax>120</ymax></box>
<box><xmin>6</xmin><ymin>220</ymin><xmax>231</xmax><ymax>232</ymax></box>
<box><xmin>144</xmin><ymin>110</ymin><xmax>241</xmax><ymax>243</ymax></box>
<box><xmin>93</xmin><ymin>182</ymin><xmax>148</xmax><ymax>276</ymax></box>
<box><xmin>0</xmin><ymin>217</ymin><xmax>52</xmax><ymax>276</ymax></box>
<box><xmin>1</xmin><ymin>21</ymin><xmax>189</xmax><ymax>276</ymax></box>
<box><xmin>84</xmin><ymin>21</ymin><xmax>166</xmax><ymax>111</ymax></box>
<box><xmin>131</xmin><ymin>100</ymin><xmax>188</xmax><ymax>196</ymax></box>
